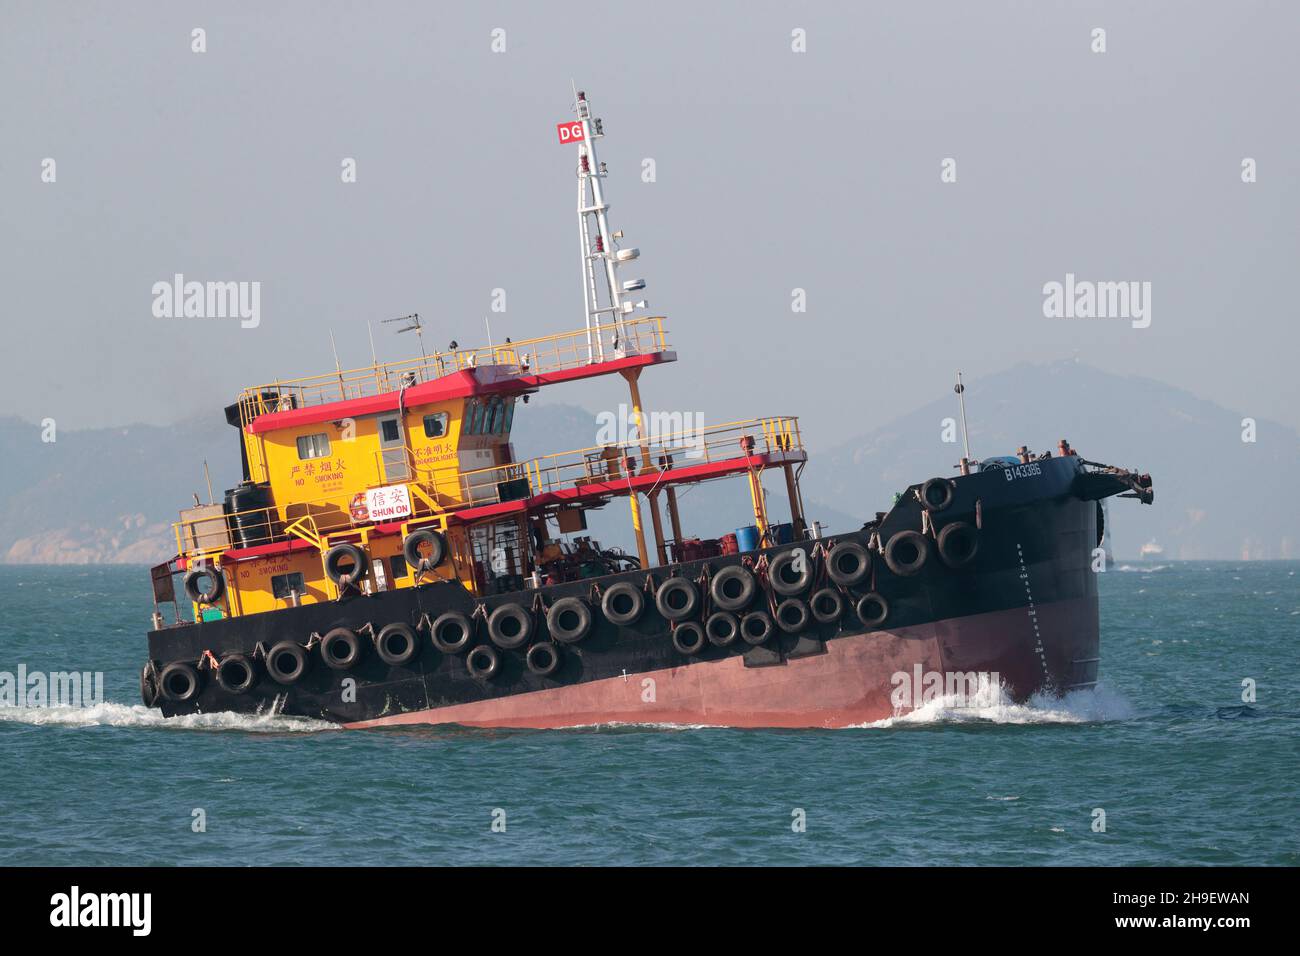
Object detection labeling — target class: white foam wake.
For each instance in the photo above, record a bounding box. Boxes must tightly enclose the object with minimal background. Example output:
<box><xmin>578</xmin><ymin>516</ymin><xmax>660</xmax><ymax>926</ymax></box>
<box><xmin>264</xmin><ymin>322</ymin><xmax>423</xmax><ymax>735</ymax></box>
<box><xmin>853</xmin><ymin>681</ymin><xmax>1135</xmax><ymax>728</ymax></box>
<box><xmin>0</xmin><ymin>700</ymin><xmax>335</xmax><ymax>733</ymax></box>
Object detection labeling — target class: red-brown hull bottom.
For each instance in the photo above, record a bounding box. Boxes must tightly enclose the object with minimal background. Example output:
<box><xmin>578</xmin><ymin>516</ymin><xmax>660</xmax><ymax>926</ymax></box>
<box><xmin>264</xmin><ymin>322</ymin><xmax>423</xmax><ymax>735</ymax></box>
<box><xmin>345</xmin><ymin>596</ymin><xmax>1099</xmax><ymax>730</ymax></box>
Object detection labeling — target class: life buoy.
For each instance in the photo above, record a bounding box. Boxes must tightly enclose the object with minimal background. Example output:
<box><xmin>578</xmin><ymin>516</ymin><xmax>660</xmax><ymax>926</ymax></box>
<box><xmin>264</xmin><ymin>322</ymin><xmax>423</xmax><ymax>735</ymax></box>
<box><xmin>375</xmin><ymin>622</ymin><xmax>420</xmax><ymax>666</ymax></box>
<box><xmin>671</xmin><ymin>621</ymin><xmax>706</xmax><ymax>656</ymax></box>
<box><xmin>547</xmin><ymin>597</ymin><xmax>592</xmax><ymax>644</ymax></box>
<box><xmin>216</xmin><ymin>654</ymin><xmax>258</xmax><ymax>693</ymax></box>
<box><xmin>320</xmin><ymin>627</ymin><xmax>364</xmax><ymax>670</ymax></box>
<box><xmin>855</xmin><ymin>592</ymin><xmax>889</xmax><ymax>628</ymax></box>
<box><xmin>601</xmin><ymin>582</ymin><xmax>644</xmax><ymax>626</ymax></box>
<box><xmin>402</xmin><ymin>528</ymin><xmax>446</xmax><ymax>574</ymax></box>
<box><xmin>466</xmin><ymin>644</ymin><xmax>500</xmax><ymax>680</ymax></box>
<box><xmin>266</xmin><ymin>641</ymin><xmax>309</xmax><ymax>685</ymax></box>
<box><xmin>740</xmin><ymin>611</ymin><xmax>774</xmax><ymax>646</ymax></box>
<box><xmin>183</xmin><ymin>567</ymin><xmax>225</xmax><ymax>605</ymax></box>
<box><xmin>884</xmin><ymin>531</ymin><xmax>929</xmax><ymax>576</ymax></box>
<box><xmin>140</xmin><ymin>663</ymin><xmax>158</xmax><ymax>706</ymax></box>
<box><xmin>937</xmin><ymin>521</ymin><xmax>979</xmax><ymax>569</ymax></box>
<box><xmin>710</xmin><ymin>565</ymin><xmax>757</xmax><ymax>611</ymax></box>
<box><xmin>655</xmin><ymin>577</ymin><xmax>699</xmax><ymax>622</ymax></box>
<box><xmin>487</xmin><ymin>603</ymin><xmax>532</xmax><ymax>649</ymax></box>
<box><xmin>430</xmin><ymin>611</ymin><xmax>473</xmax><ymax>653</ymax></box>
<box><xmin>526</xmin><ymin>642</ymin><xmax>561</xmax><ymax>677</ymax></box>
<box><xmin>827</xmin><ymin>541</ymin><xmax>871</xmax><ymax>587</ymax></box>
<box><xmin>705</xmin><ymin>610</ymin><xmax>740</xmax><ymax>647</ymax></box>
<box><xmin>775</xmin><ymin>598</ymin><xmax>810</xmax><ymax>634</ymax></box>
<box><xmin>324</xmin><ymin>543</ymin><xmax>368</xmax><ymax>587</ymax></box>
<box><xmin>920</xmin><ymin>477</ymin><xmax>955</xmax><ymax>512</ymax></box>
<box><xmin>158</xmin><ymin>662</ymin><xmax>201</xmax><ymax>703</ymax></box>
<box><xmin>767</xmin><ymin>549</ymin><xmax>812</xmax><ymax>596</ymax></box>
<box><xmin>809</xmin><ymin>588</ymin><xmax>845</xmax><ymax>624</ymax></box>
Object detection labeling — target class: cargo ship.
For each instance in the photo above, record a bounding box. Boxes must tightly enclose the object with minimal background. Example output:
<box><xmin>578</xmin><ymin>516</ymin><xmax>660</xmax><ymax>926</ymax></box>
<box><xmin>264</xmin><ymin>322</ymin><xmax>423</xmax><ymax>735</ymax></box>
<box><xmin>140</xmin><ymin>90</ymin><xmax>1154</xmax><ymax>728</ymax></box>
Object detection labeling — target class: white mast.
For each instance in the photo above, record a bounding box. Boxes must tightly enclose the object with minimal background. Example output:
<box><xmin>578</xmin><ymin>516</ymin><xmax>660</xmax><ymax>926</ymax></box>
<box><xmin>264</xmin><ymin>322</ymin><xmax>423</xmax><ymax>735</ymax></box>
<box><xmin>572</xmin><ymin>88</ymin><xmax>647</xmax><ymax>362</ymax></box>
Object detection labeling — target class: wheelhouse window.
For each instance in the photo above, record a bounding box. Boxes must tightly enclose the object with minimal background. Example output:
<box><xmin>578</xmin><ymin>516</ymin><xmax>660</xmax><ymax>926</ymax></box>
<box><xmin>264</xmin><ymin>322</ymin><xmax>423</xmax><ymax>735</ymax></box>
<box><xmin>271</xmin><ymin>572</ymin><xmax>306</xmax><ymax>599</ymax></box>
<box><xmin>296</xmin><ymin>433</ymin><xmax>331</xmax><ymax>460</ymax></box>
<box><xmin>423</xmin><ymin>412</ymin><xmax>449</xmax><ymax>438</ymax></box>
<box><xmin>380</xmin><ymin>418</ymin><xmax>402</xmax><ymax>443</ymax></box>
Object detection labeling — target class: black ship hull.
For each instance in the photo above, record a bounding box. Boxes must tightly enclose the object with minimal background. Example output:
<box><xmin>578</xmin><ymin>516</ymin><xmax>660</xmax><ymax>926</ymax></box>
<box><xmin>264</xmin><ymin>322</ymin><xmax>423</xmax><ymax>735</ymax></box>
<box><xmin>145</xmin><ymin>455</ymin><xmax>1142</xmax><ymax>728</ymax></box>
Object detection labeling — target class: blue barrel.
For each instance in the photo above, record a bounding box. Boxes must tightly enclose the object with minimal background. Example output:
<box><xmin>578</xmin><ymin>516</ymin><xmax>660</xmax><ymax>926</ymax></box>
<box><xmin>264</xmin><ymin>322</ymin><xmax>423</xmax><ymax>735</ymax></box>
<box><xmin>770</xmin><ymin>522</ymin><xmax>794</xmax><ymax>545</ymax></box>
<box><xmin>735</xmin><ymin>525</ymin><xmax>760</xmax><ymax>553</ymax></box>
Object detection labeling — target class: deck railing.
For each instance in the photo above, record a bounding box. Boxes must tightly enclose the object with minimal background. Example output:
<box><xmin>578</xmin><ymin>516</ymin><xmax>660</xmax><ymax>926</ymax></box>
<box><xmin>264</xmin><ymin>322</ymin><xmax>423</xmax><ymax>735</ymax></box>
<box><xmin>173</xmin><ymin>414</ymin><xmax>803</xmax><ymax>562</ymax></box>
<box><xmin>233</xmin><ymin>316</ymin><xmax>670</xmax><ymax>425</ymax></box>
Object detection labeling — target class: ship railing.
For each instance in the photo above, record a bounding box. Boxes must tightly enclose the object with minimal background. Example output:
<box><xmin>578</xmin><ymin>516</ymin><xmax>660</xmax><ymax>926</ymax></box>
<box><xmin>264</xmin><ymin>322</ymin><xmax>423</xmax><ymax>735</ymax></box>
<box><xmin>233</xmin><ymin>316</ymin><xmax>670</xmax><ymax>424</ymax></box>
<box><xmin>172</xmin><ymin>414</ymin><xmax>802</xmax><ymax>561</ymax></box>
<box><xmin>407</xmin><ymin>415</ymin><xmax>805</xmax><ymax>507</ymax></box>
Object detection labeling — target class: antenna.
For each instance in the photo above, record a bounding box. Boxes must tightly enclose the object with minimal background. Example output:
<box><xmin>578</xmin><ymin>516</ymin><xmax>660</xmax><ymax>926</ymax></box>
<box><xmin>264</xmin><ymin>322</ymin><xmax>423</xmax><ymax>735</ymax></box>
<box><xmin>570</xmin><ymin>88</ymin><xmax>645</xmax><ymax>362</ymax></box>
<box><xmin>955</xmin><ymin>372</ymin><xmax>973</xmax><ymax>474</ymax></box>
<box><xmin>329</xmin><ymin>330</ymin><xmax>346</xmax><ymax>399</ymax></box>
<box><xmin>382</xmin><ymin>312</ymin><xmax>428</xmax><ymax>361</ymax></box>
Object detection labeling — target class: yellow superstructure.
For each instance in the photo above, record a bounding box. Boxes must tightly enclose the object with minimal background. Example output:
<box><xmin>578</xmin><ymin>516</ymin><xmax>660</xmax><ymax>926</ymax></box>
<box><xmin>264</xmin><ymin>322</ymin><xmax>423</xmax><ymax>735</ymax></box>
<box><xmin>162</xmin><ymin>318</ymin><xmax>808</xmax><ymax>626</ymax></box>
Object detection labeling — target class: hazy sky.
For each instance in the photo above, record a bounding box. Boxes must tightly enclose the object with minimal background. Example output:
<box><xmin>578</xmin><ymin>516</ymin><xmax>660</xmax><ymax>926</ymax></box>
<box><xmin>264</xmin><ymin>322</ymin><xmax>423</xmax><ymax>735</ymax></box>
<box><xmin>3</xmin><ymin>1</ymin><xmax>1297</xmax><ymax>453</ymax></box>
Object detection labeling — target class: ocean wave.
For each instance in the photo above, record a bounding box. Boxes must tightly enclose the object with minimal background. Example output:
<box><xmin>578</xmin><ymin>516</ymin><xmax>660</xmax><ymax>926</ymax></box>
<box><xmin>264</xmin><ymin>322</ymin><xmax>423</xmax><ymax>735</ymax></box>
<box><xmin>1115</xmin><ymin>564</ymin><xmax>1169</xmax><ymax>573</ymax></box>
<box><xmin>852</xmin><ymin>681</ymin><xmax>1135</xmax><ymax>728</ymax></box>
<box><xmin>0</xmin><ymin>700</ymin><xmax>335</xmax><ymax>733</ymax></box>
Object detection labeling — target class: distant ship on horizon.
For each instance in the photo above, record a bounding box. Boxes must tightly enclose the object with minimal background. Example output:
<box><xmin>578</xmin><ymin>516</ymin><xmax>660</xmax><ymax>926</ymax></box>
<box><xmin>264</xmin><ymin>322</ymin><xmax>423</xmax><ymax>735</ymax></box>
<box><xmin>1139</xmin><ymin>539</ymin><xmax>1166</xmax><ymax>560</ymax></box>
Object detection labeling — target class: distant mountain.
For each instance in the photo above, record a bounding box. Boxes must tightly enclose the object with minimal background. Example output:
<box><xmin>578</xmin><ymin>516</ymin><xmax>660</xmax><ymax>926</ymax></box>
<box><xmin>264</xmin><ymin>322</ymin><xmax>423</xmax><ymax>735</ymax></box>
<box><xmin>1</xmin><ymin>361</ymin><xmax>1293</xmax><ymax>563</ymax></box>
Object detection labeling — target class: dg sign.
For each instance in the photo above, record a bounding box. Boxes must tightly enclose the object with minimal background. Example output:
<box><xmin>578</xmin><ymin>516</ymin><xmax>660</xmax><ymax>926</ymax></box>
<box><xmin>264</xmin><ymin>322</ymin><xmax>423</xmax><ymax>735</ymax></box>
<box><xmin>556</xmin><ymin>120</ymin><xmax>585</xmax><ymax>145</ymax></box>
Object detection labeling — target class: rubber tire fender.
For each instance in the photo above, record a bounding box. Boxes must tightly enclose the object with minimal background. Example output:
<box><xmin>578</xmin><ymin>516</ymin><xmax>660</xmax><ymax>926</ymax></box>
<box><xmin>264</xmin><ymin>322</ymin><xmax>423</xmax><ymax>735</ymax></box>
<box><xmin>266</xmin><ymin>641</ymin><xmax>309</xmax><ymax>685</ymax></box>
<box><xmin>487</xmin><ymin>603</ymin><xmax>532</xmax><ymax>650</ymax></box>
<box><xmin>937</xmin><ymin>521</ymin><xmax>980</xmax><ymax>569</ymax></box>
<box><xmin>320</xmin><ymin>627</ymin><xmax>364</xmax><ymax>670</ymax></box>
<box><xmin>525</xmin><ymin>642</ymin><xmax>561</xmax><ymax>677</ymax></box>
<box><xmin>466</xmin><ymin>644</ymin><xmax>500</xmax><ymax>680</ymax></box>
<box><xmin>705</xmin><ymin>610</ymin><xmax>740</xmax><ymax>647</ymax></box>
<box><xmin>547</xmin><ymin>597</ymin><xmax>593</xmax><ymax>645</ymax></box>
<box><xmin>775</xmin><ymin>598</ymin><xmax>810</xmax><ymax>634</ymax></box>
<box><xmin>430</xmin><ymin>611</ymin><xmax>474</xmax><ymax>654</ymax></box>
<box><xmin>855</xmin><ymin>592</ymin><xmax>890</xmax><ymax>628</ymax></box>
<box><xmin>402</xmin><ymin>528</ymin><xmax>446</xmax><ymax>574</ymax></box>
<box><xmin>809</xmin><ymin>588</ymin><xmax>845</xmax><ymax>625</ymax></box>
<box><xmin>671</xmin><ymin>622</ymin><xmax>706</xmax><ymax>656</ymax></box>
<box><xmin>740</xmin><ymin>611</ymin><xmax>774</xmax><ymax>646</ymax></box>
<box><xmin>601</xmin><ymin>582</ymin><xmax>645</xmax><ymax>626</ymax></box>
<box><xmin>883</xmin><ymin>531</ymin><xmax>930</xmax><ymax>577</ymax></box>
<box><xmin>183</xmin><ymin>567</ymin><xmax>226</xmax><ymax>605</ymax></box>
<box><xmin>158</xmin><ymin>662</ymin><xmax>201</xmax><ymax>703</ymax></box>
<box><xmin>710</xmin><ymin>565</ymin><xmax>757</xmax><ymax>612</ymax></box>
<box><xmin>376</xmin><ymin>622</ymin><xmax>420</xmax><ymax>666</ymax></box>
<box><xmin>140</xmin><ymin>663</ymin><xmax>159</xmax><ymax>706</ymax></box>
<box><xmin>655</xmin><ymin>577</ymin><xmax>700</xmax><ymax>622</ymax></box>
<box><xmin>215</xmin><ymin>654</ymin><xmax>258</xmax><ymax>694</ymax></box>
<box><xmin>826</xmin><ymin>541</ymin><xmax>871</xmax><ymax>587</ymax></box>
<box><xmin>324</xmin><ymin>543</ymin><xmax>368</xmax><ymax>586</ymax></box>
<box><xmin>920</xmin><ymin>477</ymin><xmax>955</xmax><ymax>512</ymax></box>
<box><xmin>767</xmin><ymin>549</ymin><xmax>812</xmax><ymax>596</ymax></box>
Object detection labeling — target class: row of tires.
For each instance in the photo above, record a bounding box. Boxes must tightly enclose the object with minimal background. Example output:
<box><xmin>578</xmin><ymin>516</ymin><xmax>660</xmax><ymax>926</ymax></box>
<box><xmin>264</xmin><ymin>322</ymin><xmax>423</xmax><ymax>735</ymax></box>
<box><xmin>151</xmin><ymin>524</ymin><xmax>980</xmax><ymax>704</ymax></box>
<box><xmin>180</xmin><ymin>528</ymin><xmax>450</xmax><ymax>605</ymax></box>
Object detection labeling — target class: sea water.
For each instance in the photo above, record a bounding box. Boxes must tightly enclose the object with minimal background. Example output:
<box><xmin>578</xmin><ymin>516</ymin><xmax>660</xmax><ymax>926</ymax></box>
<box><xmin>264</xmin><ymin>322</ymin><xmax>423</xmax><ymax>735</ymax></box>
<box><xmin>1</xmin><ymin>563</ymin><xmax>1296</xmax><ymax>866</ymax></box>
